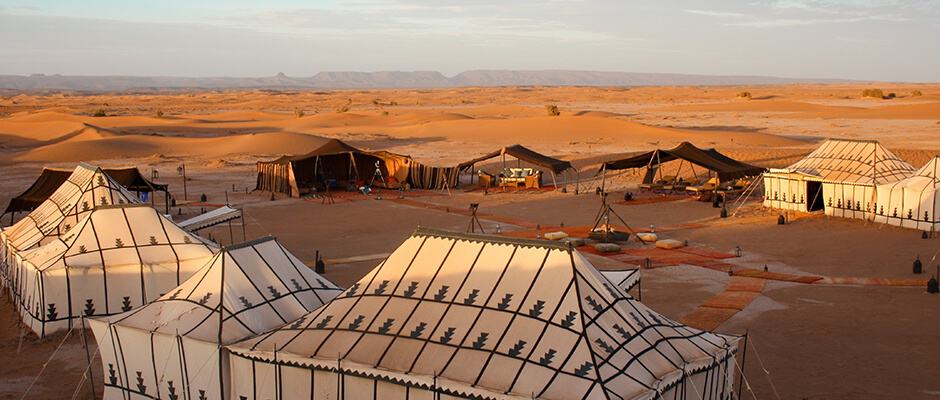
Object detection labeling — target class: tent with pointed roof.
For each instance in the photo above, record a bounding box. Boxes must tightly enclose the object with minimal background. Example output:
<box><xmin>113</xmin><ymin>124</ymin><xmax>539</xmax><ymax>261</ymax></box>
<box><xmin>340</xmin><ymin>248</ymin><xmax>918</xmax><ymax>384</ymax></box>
<box><xmin>227</xmin><ymin>228</ymin><xmax>738</xmax><ymax>400</ymax></box>
<box><xmin>763</xmin><ymin>139</ymin><xmax>914</xmax><ymax>219</ymax></box>
<box><xmin>873</xmin><ymin>156</ymin><xmax>940</xmax><ymax>231</ymax></box>
<box><xmin>1</xmin><ymin>164</ymin><xmax>140</xmax><ymax>288</ymax></box>
<box><xmin>88</xmin><ymin>236</ymin><xmax>342</xmax><ymax>400</ymax></box>
<box><xmin>10</xmin><ymin>204</ymin><xmax>217</xmax><ymax>337</ymax></box>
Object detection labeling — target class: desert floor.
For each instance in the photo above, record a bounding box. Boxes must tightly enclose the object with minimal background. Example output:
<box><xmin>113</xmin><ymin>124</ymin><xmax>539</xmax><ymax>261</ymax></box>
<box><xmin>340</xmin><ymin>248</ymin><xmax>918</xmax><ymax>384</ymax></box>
<box><xmin>2</xmin><ymin>84</ymin><xmax>940</xmax><ymax>399</ymax></box>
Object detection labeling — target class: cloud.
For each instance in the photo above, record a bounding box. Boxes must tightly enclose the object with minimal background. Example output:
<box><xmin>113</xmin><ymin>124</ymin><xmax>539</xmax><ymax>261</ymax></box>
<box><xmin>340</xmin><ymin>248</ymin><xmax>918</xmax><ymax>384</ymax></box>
<box><xmin>682</xmin><ymin>9</ymin><xmax>749</xmax><ymax>18</ymax></box>
<box><xmin>726</xmin><ymin>13</ymin><xmax>908</xmax><ymax>27</ymax></box>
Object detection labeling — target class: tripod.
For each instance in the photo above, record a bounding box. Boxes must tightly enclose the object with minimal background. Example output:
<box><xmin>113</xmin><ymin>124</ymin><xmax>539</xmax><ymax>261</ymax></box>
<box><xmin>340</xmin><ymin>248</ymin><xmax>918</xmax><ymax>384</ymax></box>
<box><xmin>370</xmin><ymin>161</ymin><xmax>388</xmax><ymax>188</ymax></box>
<box><xmin>591</xmin><ymin>192</ymin><xmax>643</xmax><ymax>244</ymax></box>
<box><xmin>467</xmin><ymin>203</ymin><xmax>485</xmax><ymax>233</ymax></box>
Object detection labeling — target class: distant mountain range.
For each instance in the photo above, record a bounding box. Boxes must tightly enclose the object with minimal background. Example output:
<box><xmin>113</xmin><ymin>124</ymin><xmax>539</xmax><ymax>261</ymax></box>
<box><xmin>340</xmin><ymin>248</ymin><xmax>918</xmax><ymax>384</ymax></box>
<box><xmin>0</xmin><ymin>70</ymin><xmax>853</xmax><ymax>92</ymax></box>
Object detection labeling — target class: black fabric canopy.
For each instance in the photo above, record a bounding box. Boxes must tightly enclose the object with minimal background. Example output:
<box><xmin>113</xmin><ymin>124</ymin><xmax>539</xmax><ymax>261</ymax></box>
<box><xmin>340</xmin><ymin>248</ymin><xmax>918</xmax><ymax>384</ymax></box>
<box><xmin>601</xmin><ymin>142</ymin><xmax>764</xmax><ymax>181</ymax></box>
<box><xmin>458</xmin><ymin>144</ymin><xmax>573</xmax><ymax>174</ymax></box>
<box><xmin>4</xmin><ymin>167</ymin><xmax>168</xmax><ymax>215</ymax></box>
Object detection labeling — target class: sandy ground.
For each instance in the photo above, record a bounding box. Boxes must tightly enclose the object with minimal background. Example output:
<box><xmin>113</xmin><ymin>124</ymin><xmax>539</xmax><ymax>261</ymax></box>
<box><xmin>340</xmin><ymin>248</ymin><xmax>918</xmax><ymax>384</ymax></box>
<box><xmin>2</xmin><ymin>85</ymin><xmax>940</xmax><ymax>399</ymax></box>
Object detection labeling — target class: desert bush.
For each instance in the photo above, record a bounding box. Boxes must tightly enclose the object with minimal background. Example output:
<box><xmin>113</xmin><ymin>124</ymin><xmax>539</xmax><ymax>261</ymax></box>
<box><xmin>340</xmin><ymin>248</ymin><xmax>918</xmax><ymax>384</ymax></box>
<box><xmin>885</xmin><ymin>92</ymin><xmax>896</xmax><ymax>99</ymax></box>
<box><xmin>92</xmin><ymin>109</ymin><xmax>107</xmax><ymax>117</ymax></box>
<box><xmin>861</xmin><ymin>88</ymin><xmax>885</xmax><ymax>99</ymax></box>
<box><xmin>912</xmin><ymin>90</ymin><xmax>923</xmax><ymax>97</ymax></box>
<box><xmin>155</xmin><ymin>109</ymin><xmax>164</xmax><ymax>118</ymax></box>
<box><xmin>736</xmin><ymin>91</ymin><xmax>752</xmax><ymax>99</ymax></box>
<box><xmin>336</xmin><ymin>99</ymin><xmax>352</xmax><ymax>113</ymax></box>
<box><xmin>294</xmin><ymin>109</ymin><xmax>305</xmax><ymax>118</ymax></box>
<box><xmin>545</xmin><ymin>104</ymin><xmax>560</xmax><ymax>116</ymax></box>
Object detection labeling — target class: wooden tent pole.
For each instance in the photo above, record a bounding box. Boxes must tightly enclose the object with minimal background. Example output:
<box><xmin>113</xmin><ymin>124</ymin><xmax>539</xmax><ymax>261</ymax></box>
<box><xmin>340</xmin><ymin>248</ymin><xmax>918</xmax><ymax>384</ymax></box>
<box><xmin>551</xmin><ymin>171</ymin><xmax>558</xmax><ymax>190</ymax></box>
<box><xmin>601</xmin><ymin>164</ymin><xmax>608</xmax><ymax>193</ymax></box>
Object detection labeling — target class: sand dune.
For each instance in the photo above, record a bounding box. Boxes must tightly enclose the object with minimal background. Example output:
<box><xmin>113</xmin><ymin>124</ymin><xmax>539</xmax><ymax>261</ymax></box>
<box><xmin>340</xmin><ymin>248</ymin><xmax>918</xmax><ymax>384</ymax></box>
<box><xmin>13</xmin><ymin>130</ymin><xmax>330</xmax><ymax>162</ymax></box>
<box><xmin>384</xmin><ymin>115</ymin><xmax>805</xmax><ymax>148</ymax></box>
<box><xmin>650</xmin><ymin>99</ymin><xmax>940</xmax><ymax>120</ymax></box>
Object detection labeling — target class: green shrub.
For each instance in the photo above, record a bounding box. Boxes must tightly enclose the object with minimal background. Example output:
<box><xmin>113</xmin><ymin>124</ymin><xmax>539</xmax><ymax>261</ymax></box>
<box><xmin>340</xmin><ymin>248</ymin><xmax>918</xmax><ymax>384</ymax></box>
<box><xmin>336</xmin><ymin>99</ymin><xmax>352</xmax><ymax>113</ymax></box>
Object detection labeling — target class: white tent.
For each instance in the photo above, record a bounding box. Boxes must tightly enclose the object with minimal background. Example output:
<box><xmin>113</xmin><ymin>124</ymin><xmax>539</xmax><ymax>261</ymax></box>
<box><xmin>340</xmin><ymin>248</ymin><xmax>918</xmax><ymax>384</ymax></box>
<box><xmin>1</xmin><ymin>164</ymin><xmax>139</xmax><ymax>282</ymax></box>
<box><xmin>599</xmin><ymin>268</ymin><xmax>640</xmax><ymax>295</ymax></box>
<box><xmin>874</xmin><ymin>156</ymin><xmax>940</xmax><ymax>231</ymax></box>
<box><xmin>763</xmin><ymin>139</ymin><xmax>914</xmax><ymax>219</ymax></box>
<box><xmin>89</xmin><ymin>236</ymin><xmax>342</xmax><ymax>400</ymax></box>
<box><xmin>11</xmin><ymin>204</ymin><xmax>216</xmax><ymax>336</ymax></box>
<box><xmin>228</xmin><ymin>228</ymin><xmax>738</xmax><ymax>400</ymax></box>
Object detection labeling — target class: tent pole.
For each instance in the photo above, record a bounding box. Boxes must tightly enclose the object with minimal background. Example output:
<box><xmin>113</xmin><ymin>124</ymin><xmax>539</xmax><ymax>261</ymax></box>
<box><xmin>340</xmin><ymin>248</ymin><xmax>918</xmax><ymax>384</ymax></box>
<box><xmin>228</xmin><ymin>219</ymin><xmax>235</xmax><ymax>245</ymax></box>
<box><xmin>80</xmin><ymin>317</ymin><xmax>97</xmax><ymax>400</ymax></box>
<box><xmin>241</xmin><ymin>210</ymin><xmax>247</xmax><ymax>241</ymax></box>
<box><xmin>601</xmin><ymin>165</ymin><xmax>608</xmax><ymax>193</ymax></box>
<box><xmin>737</xmin><ymin>330</ymin><xmax>749</xmax><ymax>400</ymax></box>
<box><xmin>551</xmin><ymin>171</ymin><xmax>558</xmax><ymax>191</ymax></box>
<box><xmin>576</xmin><ymin>169</ymin><xmax>581</xmax><ymax>195</ymax></box>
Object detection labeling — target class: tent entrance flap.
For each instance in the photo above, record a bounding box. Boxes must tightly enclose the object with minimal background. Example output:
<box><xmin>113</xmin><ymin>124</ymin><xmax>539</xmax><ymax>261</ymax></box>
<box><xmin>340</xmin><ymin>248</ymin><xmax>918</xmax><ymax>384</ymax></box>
<box><xmin>807</xmin><ymin>181</ymin><xmax>824</xmax><ymax>211</ymax></box>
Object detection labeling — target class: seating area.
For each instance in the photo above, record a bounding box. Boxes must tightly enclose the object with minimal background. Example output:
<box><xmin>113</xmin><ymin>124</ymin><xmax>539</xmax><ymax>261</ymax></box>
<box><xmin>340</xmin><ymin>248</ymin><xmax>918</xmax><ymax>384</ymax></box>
<box><xmin>476</xmin><ymin>167</ymin><xmax>544</xmax><ymax>189</ymax></box>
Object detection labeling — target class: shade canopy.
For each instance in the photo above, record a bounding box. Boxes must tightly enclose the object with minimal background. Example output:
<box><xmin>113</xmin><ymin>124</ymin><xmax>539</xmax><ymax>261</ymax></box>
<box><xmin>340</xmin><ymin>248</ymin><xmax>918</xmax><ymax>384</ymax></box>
<box><xmin>601</xmin><ymin>142</ymin><xmax>764</xmax><ymax>181</ymax></box>
<box><xmin>4</xmin><ymin>166</ymin><xmax>167</xmax><ymax>215</ymax></box>
<box><xmin>459</xmin><ymin>144</ymin><xmax>574</xmax><ymax>174</ymax></box>
<box><xmin>228</xmin><ymin>228</ymin><xmax>737</xmax><ymax>400</ymax></box>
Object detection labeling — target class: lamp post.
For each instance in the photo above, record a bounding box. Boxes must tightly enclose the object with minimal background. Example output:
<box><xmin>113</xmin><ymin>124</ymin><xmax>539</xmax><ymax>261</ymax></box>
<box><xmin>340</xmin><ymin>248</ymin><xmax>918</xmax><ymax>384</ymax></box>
<box><xmin>177</xmin><ymin>164</ymin><xmax>188</xmax><ymax>201</ymax></box>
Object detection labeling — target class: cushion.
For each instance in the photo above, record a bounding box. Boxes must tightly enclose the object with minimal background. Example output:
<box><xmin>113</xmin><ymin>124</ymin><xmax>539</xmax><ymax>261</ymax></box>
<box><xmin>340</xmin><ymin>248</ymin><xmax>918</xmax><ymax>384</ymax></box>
<box><xmin>656</xmin><ymin>239</ymin><xmax>685</xmax><ymax>249</ymax></box>
<box><xmin>593</xmin><ymin>243</ymin><xmax>622</xmax><ymax>253</ymax></box>
<box><xmin>543</xmin><ymin>231</ymin><xmax>569</xmax><ymax>240</ymax></box>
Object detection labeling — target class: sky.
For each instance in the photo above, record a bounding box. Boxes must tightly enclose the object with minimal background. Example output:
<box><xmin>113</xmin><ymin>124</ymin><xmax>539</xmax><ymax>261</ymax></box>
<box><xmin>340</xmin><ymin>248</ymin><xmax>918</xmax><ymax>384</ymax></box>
<box><xmin>0</xmin><ymin>0</ymin><xmax>938</xmax><ymax>81</ymax></box>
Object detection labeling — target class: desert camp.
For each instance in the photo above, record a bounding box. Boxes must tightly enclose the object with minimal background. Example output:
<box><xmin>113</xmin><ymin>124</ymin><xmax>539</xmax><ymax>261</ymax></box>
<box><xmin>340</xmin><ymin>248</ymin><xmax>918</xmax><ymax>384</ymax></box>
<box><xmin>2</xmin><ymin>4</ymin><xmax>940</xmax><ymax>398</ymax></box>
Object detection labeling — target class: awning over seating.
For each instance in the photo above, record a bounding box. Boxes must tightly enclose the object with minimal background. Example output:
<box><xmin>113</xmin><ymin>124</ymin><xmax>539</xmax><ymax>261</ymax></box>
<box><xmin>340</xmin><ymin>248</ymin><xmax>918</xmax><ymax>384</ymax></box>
<box><xmin>4</xmin><ymin>166</ymin><xmax>168</xmax><ymax>215</ymax></box>
<box><xmin>458</xmin><ymin>144</ymin><xmax>574</xmax><ymax>174</ymax></box>
<box><xmin>178</xmin><ymin>205</ymin><xmax>242</xmax><ymax>232</ymax></box>
<box><xmin>601</xmin><ymin>142</ymin><xmax>765</xmax><ymax>181</ymax></box>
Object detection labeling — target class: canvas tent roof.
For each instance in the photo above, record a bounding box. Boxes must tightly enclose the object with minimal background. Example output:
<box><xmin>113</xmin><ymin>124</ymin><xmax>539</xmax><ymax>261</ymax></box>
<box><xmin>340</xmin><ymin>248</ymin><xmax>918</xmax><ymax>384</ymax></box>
<box><xmin>178</xmin><ymin>205</ymin><xmax>242</xmax><ymax>232</ymax></box>
<box><xmin>261</xmin><ymin>139</ymin><xmax>363</xmax><ymax>165</ymax></box>
<box><xmin>4</xmin><ymin>166</ymin><xmax>166</xmax><ymax>216</ymax></box>
<box><xmin>230</xmin><ymin>228</ymin><xmax>737</xmax><ymax>400</ymax></box>
<box><xmin>770</xmin><ymin>139</ymin><xmax>914</xmax><ymax>184</ymax></box>
<box><xmin>95</xmin><ymin>236</ymin><xmax>342</xmax><ymax>344</ymax></box>
<box><xmin>601</xmin><ymin>142</ymin><xmax>765</xmax><ymax>181</ymax></box>
<box><xmin>459</xmin><ymin>144</ymin><xmax>574</xmax><ymax>174</ymax></box>
<box><xmin>1</xmin><ymin>164</ymin><xmax>140</xmax><ymax>254</ymax></box>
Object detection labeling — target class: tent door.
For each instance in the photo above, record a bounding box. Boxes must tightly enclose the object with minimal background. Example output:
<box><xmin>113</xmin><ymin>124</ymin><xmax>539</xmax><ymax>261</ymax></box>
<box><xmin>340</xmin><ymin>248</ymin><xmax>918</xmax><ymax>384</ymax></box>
<box><xmin>807</xmin><ymin>181</ymin><xmax>824</xmax><ymax>211</ymax></box>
